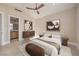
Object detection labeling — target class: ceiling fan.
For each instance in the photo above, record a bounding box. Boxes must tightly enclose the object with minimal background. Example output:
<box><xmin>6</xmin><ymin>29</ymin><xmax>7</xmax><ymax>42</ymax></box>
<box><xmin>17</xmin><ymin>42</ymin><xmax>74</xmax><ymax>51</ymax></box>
<box><xmin>26</xmin><ymin>3</ymin><xmax>44</xmax><ymax>14</ymax></box>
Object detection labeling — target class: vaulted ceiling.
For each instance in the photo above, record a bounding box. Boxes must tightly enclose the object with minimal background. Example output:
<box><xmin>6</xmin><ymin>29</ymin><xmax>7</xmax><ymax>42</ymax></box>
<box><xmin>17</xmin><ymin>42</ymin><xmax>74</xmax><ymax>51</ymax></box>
<box><xmin>3</xmin><ymin>3</ymin><xmax>76</xmax><ymax>19</ymax></box>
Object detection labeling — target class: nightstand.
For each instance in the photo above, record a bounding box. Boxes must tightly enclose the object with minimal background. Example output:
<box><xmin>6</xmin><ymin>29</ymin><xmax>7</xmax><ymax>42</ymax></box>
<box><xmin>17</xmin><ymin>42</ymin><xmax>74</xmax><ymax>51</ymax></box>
<box><xmin>61</xmin><ymin>36</ymin><xmax>69</xmax><ymax>46</ymax></box>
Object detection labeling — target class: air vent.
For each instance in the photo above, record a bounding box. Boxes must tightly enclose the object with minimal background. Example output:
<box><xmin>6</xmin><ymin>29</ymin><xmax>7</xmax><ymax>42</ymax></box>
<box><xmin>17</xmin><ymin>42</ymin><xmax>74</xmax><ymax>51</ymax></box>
<box><xmin>15</xmin><ymin>8</ymin><xmax>22</xmax><ymax>12</ymax></box>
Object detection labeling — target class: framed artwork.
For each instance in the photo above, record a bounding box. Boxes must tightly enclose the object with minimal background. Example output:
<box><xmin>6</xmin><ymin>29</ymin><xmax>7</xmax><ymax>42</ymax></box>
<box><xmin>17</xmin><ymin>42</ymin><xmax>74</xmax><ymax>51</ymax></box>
<box><xmin>24</xmin><ymin>20</ymin><xmax>33</xmax><ymax>31</ymax></box>
<box><xmin>47</xmin><ymin>19</ymin><xmax>60</xmax><ymax>31</ymax></box>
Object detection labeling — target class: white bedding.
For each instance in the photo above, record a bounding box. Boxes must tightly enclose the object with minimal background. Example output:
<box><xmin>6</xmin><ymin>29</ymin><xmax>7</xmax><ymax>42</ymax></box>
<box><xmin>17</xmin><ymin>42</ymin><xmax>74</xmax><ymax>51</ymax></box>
<box><xmin>29</xmin><ymin>36</ymin><xmax>62</xmax><ymax>56</ymax></box>
<box><xmin>29</xmin><ymin>39</ymin><xmax>58</xmax><ymax>56</ymax></box>
<box><xmin>39</xmin><ymin>37</ymin><xmax>61</xmax><ymax>47</ymax></box>
<box><xmin>19</xmin><ymin>42</ymin><xmax>72</xmax><ymax>56</ymax></box>
<box><xmin>19</xmin><ymin>36</ymin><xmax>72</xmax><ymax>56</ymax></box>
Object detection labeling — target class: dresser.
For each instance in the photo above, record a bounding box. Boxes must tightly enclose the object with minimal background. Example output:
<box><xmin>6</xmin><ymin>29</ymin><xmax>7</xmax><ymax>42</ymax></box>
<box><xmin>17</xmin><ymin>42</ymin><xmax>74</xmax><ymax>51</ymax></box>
<box><xmin>10</xmin><ymin>31</ymin><xmax>18</xmax><ymax>39</ymax></box>
<box><xmin>23</xmin><ymin>31</ymin><xmax>35</xmax><ymax>38</ymax></box>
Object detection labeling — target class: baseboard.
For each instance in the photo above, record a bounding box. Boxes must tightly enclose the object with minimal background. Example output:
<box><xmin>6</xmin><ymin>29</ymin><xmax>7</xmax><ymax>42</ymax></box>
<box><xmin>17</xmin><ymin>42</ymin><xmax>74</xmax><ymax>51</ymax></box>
<box><xmin>68</xmin><ymin>42</ymin><xmax>77</xmax><ymax>47</ymax></box>
<box><xmin>1</xmin><ymin>41</ymin><xmax>10</xmax><ymax>46</ymax></box>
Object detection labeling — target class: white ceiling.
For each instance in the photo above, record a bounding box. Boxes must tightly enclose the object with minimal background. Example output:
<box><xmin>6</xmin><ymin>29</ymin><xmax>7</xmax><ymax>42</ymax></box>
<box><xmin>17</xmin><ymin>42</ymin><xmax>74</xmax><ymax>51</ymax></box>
<box><xmin>3</xmin><ymin>3</ymin><xmax>76</xmax><ymax>19</ymax></box>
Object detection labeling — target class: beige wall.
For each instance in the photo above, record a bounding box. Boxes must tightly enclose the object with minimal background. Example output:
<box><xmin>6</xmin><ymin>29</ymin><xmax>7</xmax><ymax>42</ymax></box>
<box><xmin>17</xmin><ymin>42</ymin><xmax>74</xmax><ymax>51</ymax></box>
<box><xmin>0</xmin><ymin>4</ymin><xmax>33</xmax><ymax>45</ymax></box>
<box><xmin>76</xmin><ymin>4</ymin><xmax>79</xmax><ymax>49</ymax></box>
<box><xmin>0</xmin><ymin>4</ymin><xmax>77</xmax><ymax>45</ymax></box>
<box><xmin>34</xmin><ymin>8</ymin><xmax>76</xmax><ymax>43</ymax></box>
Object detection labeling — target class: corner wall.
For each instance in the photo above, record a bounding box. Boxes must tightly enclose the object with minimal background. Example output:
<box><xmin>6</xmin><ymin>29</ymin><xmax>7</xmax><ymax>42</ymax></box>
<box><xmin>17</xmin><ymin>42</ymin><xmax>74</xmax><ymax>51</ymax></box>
<box><xmin>34</xmin><ymin>8</ymin><xmax>76</xmax><ymax>43</ymax></box>
<box><xmin>76</xmin><ymin>4</ymin><xmax>79</xmax><ymax>49</ymax></box>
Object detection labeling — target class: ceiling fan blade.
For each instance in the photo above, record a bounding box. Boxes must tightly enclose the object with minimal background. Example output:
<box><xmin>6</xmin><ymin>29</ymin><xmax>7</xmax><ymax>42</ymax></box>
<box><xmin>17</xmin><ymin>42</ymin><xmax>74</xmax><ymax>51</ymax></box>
<box><xmin>37</xmin><ymin>10</ymin><xmax>40</xmax><ymax>14</ymax></box>
<box><xmin>37</xmin><ymin>4</ymin><xmax>44</xmax><ymax>10</ymax></box>
<box><xmin>26</xmin><ymin>7</ymin><xmax>35</xmax><ymax>10</ymax></box>
<box><xmin>15</xmin><ymin>8</ymin><xmax>22</xmax><ymax>12</ymax></box>
<box><xmin>35</xmin><ymin>3</ymin><xmax>37</xmax><ymax>10</ymax></box>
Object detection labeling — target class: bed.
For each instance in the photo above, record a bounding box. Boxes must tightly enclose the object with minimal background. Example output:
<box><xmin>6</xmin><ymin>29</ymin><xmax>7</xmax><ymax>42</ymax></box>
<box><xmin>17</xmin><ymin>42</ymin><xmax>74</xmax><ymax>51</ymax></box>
<box><xmin>19</xmin><ymin>33</ymin><xmax>72</xmax><ymax>56</ymax></box>
<box><xmin>24</xmin><ymin>33</ymin><xmax>62</xmax><ymax>56</ymax></box>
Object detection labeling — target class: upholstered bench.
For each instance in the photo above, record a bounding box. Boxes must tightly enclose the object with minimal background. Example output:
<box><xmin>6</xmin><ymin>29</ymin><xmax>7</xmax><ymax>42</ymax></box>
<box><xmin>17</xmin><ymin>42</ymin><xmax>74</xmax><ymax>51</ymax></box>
<box><xmin>25</xmin><ymin>43</ymin><xmax>44</xmax><ymax>56</ymax></box>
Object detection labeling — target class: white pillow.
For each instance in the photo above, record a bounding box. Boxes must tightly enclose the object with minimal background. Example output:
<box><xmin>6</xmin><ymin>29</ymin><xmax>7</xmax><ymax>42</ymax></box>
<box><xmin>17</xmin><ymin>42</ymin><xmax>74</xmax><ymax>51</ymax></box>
<box><xmin>30</xmin><ymin>35</ymin><xmax>39</xmax><ymax>40</ymax></box>
<box><xmin>44</xmin><ymin>33</ymin><xmax>52</xmax><ymax>37</ymax></box>
<box><xmin>52</xmin><ymin>34</ymin><xmax>61</xmax><ymax>38</ymax></box>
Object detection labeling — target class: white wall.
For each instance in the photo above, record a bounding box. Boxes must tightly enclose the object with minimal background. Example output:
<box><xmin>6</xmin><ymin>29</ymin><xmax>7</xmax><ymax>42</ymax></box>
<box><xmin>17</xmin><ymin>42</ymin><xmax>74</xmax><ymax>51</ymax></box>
<box><xmin>34</xmin><ymin>8</ymin><xmax>76</xmax><ymax>43</ymax></box>
<box><xmin>0</xmin><ymin>4</ymin><xmax>33</xmax><ymax>45</ymax></box>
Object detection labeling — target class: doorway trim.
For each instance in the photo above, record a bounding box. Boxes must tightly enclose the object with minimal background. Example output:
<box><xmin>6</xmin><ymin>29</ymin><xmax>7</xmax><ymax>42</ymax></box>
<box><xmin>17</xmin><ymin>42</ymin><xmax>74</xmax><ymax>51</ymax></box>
<box><xmin>8</xmin><ymin>15</ymin><xmax>20</xmax><ymax>43</ymax></box>
<box><xmin>0</xmin><ymin>11</ymin><xmax>5</xmax><ymax>45</ymax></box>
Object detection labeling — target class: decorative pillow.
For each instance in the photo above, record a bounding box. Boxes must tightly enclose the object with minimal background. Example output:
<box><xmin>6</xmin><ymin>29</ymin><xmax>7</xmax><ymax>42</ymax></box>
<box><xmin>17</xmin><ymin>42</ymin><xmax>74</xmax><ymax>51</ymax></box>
<box><xmin>39</xmin><ymin>35</ymin><xmax>44</xmax><ymax>37</ymax></box>
<box><xmin>48</xmin><ymin>35</ymin><xmax>52</xmax><ymax>38</ymax></box>
<box><xmin>44</xmin><ymin>33</ymin><xmax>52</xmax><ymax>37</ymax></box>
<box><xmin>52</xmin><ymin>34</ymin><xmax>61</xmax><ymax>38</ymax></box>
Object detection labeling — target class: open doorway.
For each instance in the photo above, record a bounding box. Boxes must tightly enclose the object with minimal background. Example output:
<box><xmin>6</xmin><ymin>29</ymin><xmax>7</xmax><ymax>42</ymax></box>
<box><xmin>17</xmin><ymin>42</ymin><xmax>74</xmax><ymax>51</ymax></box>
<box><xmin>9</xmin><ymin>16</ymin><xmax>19</xmax><ymax>42</ymax></box>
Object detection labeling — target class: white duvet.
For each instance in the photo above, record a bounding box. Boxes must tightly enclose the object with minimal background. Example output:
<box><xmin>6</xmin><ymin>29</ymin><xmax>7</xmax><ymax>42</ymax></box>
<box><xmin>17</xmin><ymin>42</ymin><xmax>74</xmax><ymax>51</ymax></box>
<box><xmin>30</xmin><ymin>36</ymin><xmax>62</xmax><ymax>56</ymax></box>
<box><xmin>39</xmin><ymin>37</ymin><xmax>61</xmax><ymax>47</ymax></box>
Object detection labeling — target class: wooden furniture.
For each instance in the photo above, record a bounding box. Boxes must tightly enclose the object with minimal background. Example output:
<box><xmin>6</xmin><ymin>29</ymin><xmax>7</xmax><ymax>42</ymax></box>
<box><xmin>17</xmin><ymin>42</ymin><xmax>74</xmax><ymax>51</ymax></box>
<box><xmin>25</xmin><ymin>43</ymin><xmax>44</xmax><ymax>56</ymax></box>
<box><xmin>10</xmin><ymin>31</ymin><xmax>18</xmax><ymax>39</ymax></box>
<box><xmin>61</xmin><ymin>36</ymin><xmax>69</xmax><ymax>46</ymax></box>
<box><xmin>23</xmin><ymin>31</ymin><xmax>35</xmax><ymax>38</ymax></box>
